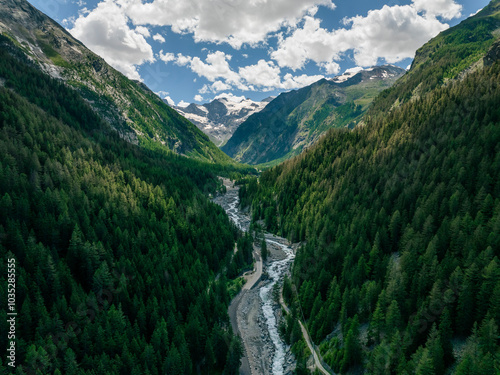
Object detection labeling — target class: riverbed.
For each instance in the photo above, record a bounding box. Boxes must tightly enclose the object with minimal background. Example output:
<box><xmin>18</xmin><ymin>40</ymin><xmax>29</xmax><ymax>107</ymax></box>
<box><xmin>213</xmin><ymin>179</ymin><xmax>296</xmax><ymax>374</ymax></box>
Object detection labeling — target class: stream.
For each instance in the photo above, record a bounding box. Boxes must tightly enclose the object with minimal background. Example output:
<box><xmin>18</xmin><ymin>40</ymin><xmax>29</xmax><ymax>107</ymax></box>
<box><xmin>213</xmin><ymin>179</ymin><xmax>295</xmax><ymax>374</ymax></box>
<box><xmin>260</xmin><ymin>237</ymin><xmax>295</xmax><ymax>374</ymax></box>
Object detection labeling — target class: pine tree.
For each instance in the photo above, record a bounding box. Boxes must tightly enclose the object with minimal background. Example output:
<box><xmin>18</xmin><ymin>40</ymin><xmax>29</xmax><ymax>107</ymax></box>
<box><xmin>261</xmin><ymin>239</ymin><xmax>268</xmax><ymax>262</ymax></box>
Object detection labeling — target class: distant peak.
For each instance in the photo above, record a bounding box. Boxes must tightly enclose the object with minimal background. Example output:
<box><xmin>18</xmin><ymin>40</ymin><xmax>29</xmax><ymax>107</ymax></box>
<box><xmin>329</xmin><ymin>65</ymin><xmax>405</xmax><ymax>84</ymax></box>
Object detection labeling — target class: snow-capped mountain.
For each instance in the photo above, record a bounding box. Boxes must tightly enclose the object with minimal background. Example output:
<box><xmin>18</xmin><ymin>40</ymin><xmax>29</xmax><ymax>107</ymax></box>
<box><xmin>170</xmin><ymin>96</ymin><xmax>273</xmax><ymax>147</ymax></box>
<box><xmin>329</xmin><ymin>65</ymin><xmax>405</xmax><ymax>84</ymax></box>
<box><xmin>222</xmin><ymin>65</ymin><xmax>406</xmax><ymax>165</ymax></box>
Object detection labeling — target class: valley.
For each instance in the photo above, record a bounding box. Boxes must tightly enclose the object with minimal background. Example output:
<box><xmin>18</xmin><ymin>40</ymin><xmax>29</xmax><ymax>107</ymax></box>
<box><xmin>1</xmin><ymin>0</ymin><xmax>499</xmax><ymax>374</ymax></box>
<box><xmin>214</xmin><ymin>180</ymin><xmax>298</xmax><ymax>375</ymax></box>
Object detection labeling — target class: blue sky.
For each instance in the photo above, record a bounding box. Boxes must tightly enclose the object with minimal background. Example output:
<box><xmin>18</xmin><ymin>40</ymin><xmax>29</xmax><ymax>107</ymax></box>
<box><xmin>28</xmin><ymin>0</ymin><xmax>489</xmax><ymax>106</ymax></box>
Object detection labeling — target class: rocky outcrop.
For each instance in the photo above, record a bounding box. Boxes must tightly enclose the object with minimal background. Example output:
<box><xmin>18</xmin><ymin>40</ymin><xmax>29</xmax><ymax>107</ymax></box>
<box><xmin>173</xmin><ymin>97</ymin><xmax>272</xmax><ymax>147</ymax></box>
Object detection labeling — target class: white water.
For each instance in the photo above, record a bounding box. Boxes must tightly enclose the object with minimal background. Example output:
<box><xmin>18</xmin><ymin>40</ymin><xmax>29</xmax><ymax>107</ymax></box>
<box><xmin>213</xmin><ymin>182</ymin><xmax>294</xmax><ymax>374</ymax></box>
<box><xmin>259</xmin><ymin>238</ymin><xmax>295</xmax><ymax>374</ymax></box>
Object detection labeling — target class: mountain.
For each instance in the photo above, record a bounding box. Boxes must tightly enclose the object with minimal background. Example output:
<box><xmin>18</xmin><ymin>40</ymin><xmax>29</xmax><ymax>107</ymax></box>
<box><xmin>172</xmin><ymin>96</ymin><xmax>272</xmax><ymax>147</ymax></box>
<box><xmin>222</xmin><ymin>65</ymin><xmax>405</xmax><ymax>165</ymax></box>
<box><xmin>0</xmin><ymin>0</ymin><xmax>232</xmax><ymax>163</ymax></box>
<box><xmin>0</xmin><ymin>1</ymin><xmax>252</xmax><ymax>373</ymax></box>
<box><xmin>0</xmin><ymin>30</ymin><xmax>248</xmax><ymax>374</ymax></box>
<box><xmin>239</xmin><ymin>1</ymin><xmax>500</xmax><ymax>373</ymax></box>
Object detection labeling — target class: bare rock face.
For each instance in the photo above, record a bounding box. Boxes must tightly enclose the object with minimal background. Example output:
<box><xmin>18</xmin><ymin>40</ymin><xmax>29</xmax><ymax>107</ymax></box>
<box><xmin>172</xmin><ymin>97</ymin><xmax>272</xmax><ymax>147</ymax></box>
<box><xmin>484</xmin><ymin>40</ymin><xmax>500</xmax><ymax>66</ymax></box>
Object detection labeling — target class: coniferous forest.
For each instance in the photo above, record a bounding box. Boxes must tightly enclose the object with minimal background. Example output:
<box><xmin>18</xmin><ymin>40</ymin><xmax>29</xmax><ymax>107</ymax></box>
<box><xmin>240</xmin><ymin>6</ymin><xmax>500</xmax><ymax>373</ymax></box>
<box><xmin>1</xmin><ymin>0</ymin><xmax>500</xmax><ymax>373</ymax></box>
<box><xmin>0</xmin><ymin>35</ymin><xmax>248</xmax><ymax>374</ymax></box>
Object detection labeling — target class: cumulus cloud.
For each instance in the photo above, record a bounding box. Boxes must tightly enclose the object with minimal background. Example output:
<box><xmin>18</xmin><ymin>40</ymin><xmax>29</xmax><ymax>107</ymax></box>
<box><xmin>163</xmin><ymin>96</ymin><xmax>175</xmax><ymax>106</ymax></box>
<box><xmin>122</xmin><ymin>0</ymin><xmax>337</xmax><ymax>48</ymax></box>
<box><xmin>189</xmin><ymin>52</ymin><xmax>241</xmax><ymax>85</ymax></box>
<box><xmin>194</xmin><ymin>95</ymin><xmax>204</xmax><ymax>102</ymax></box>
<box><xmin>272</xmin><ymin>4</ymin><xmax>451</xmax><ymax>69</ymax></box>
<box><xmin>281</xmin><ymin>73</ymin><xmax>324</xmax><ymax>90</ymax></box>
<box><xmin>239</xmin><ymin>60</ymin><xmax>281</xmax><ymax>89</ymax></box>
<box><xmin>319</xmin><ymin>61</ymin><xmax>341</xmax><ymax>75</ymax></box>
<box><xmin>135</xmin><ymin>26</ymin><xmax>151</xmax><ymax>38</ymax></box>
<box><xmin>271</xmin><ymin>16</ymin><xmax>341</xmax><ymax>70</ymax></box>
<box><xmin>153</xmin><ymin>33</ymin><xmax>166</xmax><ymax>43</ymax></box>
<box><xmin>70</xmin><ymin>0</ymin><xmax>154</xmax><ymax>80</ymax></box>
<box><xmin>158</xmin><ymin>50</ymin><xmax>175</xmax><ymax>63</ymax></box>
<box><xmin>412</xmin><ymin>0</ymin><xmax>462</xmax><ymax>20</ymax></box>
<box><xmin>200</xmin><ymin>81</ymin><xmax>233</xmax><ymax>94</ymax></box>
<box><xmin>470</xmin><ymin>8</ymin><xmax>483</xmax><ymax>17</ymax></box>
<box><xmin>177</xmin><ymin>100</ymin><xmax>190</xmax><ymax>108</ymax></box>
<box><xmin>171</xmin><ymin>52</ymin><xmax>324</xmax><ymax>93</ymax></box>
<box><xmin>214</xmin><ymin>93</ymin><xmax>247</xmax><ymax>102</ymax></box>
<box><xmin>344</xmin><ymin>67</ymin><xmax>364</xmax><ymax>75</ymax></box>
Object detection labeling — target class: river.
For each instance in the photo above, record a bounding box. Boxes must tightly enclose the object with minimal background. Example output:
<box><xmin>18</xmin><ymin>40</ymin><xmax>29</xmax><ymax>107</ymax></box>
<box><xmin>213</xmin><ymin>179</ymin><xmax>296</xmax><ymax>374</ymax></box>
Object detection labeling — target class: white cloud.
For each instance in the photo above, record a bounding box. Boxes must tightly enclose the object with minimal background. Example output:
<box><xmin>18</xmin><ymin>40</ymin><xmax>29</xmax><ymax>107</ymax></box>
<box><xmin>271</xmin><ymin>16</ymin><xmax>341</xmax><ymax>70</ymax></box>
<box><xmin>70</xmin><ymin>0</ymin><xmax>154</xmax><ymax>80</ymax></box>
<box><xmin>62</xmin><ymin>16</ymin><xmax>76</xmax><ymax>28</ymax></box>
<box><xmin>214</xmin><ymin>92</ymin><xmax>247</xmax><ymax>103</ymax></box>
<box><xmin>211</xmin><ymin>81</ymin><xmax>233</xmax><ymax>92</ymax></box>
<box><xmin>281</xmin><ymin>73</ymin><xmax>324</xmax><ymax>90</ymax></box>
<box><xmin>177</xmin><ymin>100</ymin><xmax>190</xmax><ymax>108</ymax></box>
<box><xmin>135</xmin><ymin>26</ymin><xmax>151</xmax><ymax>38</ymax></box>
<box><xmin>470</xmin><ymin>8</ymin><xmax>483</xmax><ymax>17</ymax></box>
<box><xmin>190</xmin><ymin>51</ymin><xmax>240</xmax><ymax>84</ymax></box>
<box><xmin>122</xmin><ymin>0</ymin><xmax>337</xmax><ymax>48</ymax></box>
<box><xmin>344</xmin><ymin>67</ymin><xmax>364</xmax><ymax>75</ymax></box>
<box><xmin>173</xmin><ymin>52</ymin><xmax>247</xmax><ymax>90</ymax></box>
<box><xmin>168</xmin><ymin>49</ymin><xmax>327</xmax><ymax>93</ymax></box>
<box><xmin>199</xmin><ymin>81</ymin><xmax>233</xmax><ymax>94</ymax></box>
<box><xmin>272</xmin><ymin>4</ymin><xmax>450</xmax><ymax>69</ymax></box>
<box><xmin>412</xmin><ymin>0</ymin><xmax>462</xmax><ymax>20</ymax></box>
<box><xmin>159</xmin><ymin>50</ymin><xmax>175</xmax><ymax>63</ymax></box>
<box><xmin>153</xmin><ymin>33</ymin><xmax>166</xmax><ymax>43</ymax></box>
<box><xmin>194</xmin><ymin>95</ymin><xmax>204</xmax><ymax>102</ymax></box>
<box><xmin>319</xmin><ymin>61</ymin><xmax>341</xmax><ymax>75</ymax></box>
<box><xmin>174</xmin><ymin>53</ymin><xmax>193</xmax><ymax>66</ymax></box>
<box><xmin>156</xmin><ymin>90</ymin><xmax>169</xmax><ymax>97</ymax></box>
<box><xmin>239</xmin><ymin>60</ymin><xmax>281</xmax><ymax>89</ymax></box>
<box><xmin>163</xmin><ymin>95</ymin><xmax>175</xmax><ymax>106</ymax></box>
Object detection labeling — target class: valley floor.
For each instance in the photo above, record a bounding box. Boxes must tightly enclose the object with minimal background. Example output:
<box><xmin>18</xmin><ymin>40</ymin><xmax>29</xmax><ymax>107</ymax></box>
<box><xmin>214</xmin><ymin>180</ymin><xmax>297</xmax><ymax>374</ymax></box>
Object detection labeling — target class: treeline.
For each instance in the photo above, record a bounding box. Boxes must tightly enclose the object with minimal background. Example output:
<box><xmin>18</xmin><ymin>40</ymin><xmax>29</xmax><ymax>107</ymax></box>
<box><xmin>0</xmin><ymin>36</ymin><xmax>244</xmax><ymax>374</ymax></box>
<box><xmin>241</xmin><ymin>45</ymin><xmax>500</xmax><ymax>374</ymax></box>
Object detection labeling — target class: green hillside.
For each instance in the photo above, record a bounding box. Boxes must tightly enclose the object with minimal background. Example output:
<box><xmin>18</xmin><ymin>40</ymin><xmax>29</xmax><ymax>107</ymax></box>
<box><xmin>240</xmin><ymin>2</ymin><xmax>500</xmax><ymax>373</ymax></box>
<box><xmin>222</xmin><ymin>66</ymin><xmax>404</xmax><ymax>166</ymax></box>
<box><xmin>0</xmin><ymin>34</ymin><xmax>245</xmax><ymax>374</ymax></box>
<box><xmin>0</xmin><ymin>0</ymin><xmax>233</xmax><ymax>164</ymax></box>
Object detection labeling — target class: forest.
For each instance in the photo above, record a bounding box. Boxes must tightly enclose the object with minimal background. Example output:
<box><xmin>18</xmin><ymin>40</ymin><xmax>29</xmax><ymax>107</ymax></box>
<box><xmin>240</xmin><ymin>11</ymin><xmax>500</xmax><ymax>374</ymax></box>
<box><xmin>0</xmin><ymin>35</ymin><xmax>249</xmax><ymax>374</ymax></box>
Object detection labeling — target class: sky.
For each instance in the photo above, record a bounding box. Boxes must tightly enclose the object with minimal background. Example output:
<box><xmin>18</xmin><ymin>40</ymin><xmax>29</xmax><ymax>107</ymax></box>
<box><xmin>27</xmin><ymin>0</ymin><xmax>489</xmax><ymax>106</ymax></box>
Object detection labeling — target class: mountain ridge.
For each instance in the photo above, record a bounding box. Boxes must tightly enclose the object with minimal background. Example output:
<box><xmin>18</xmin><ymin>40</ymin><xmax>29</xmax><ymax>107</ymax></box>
<box><xmin>172</xmin><ymin>96</ymin><xmax>272</xmax><ymax>147</ymax></box>
<box><xmin>222</xmin><ymin>65</ymin><xmax>405</xmax><ymax>165</ymax></box>
<box><xmin>239</xmin><ymin>2</ymin><xmax>500</xmax><ymax>373</ymax></box>
<box><xmin>0</xmin><ymin>0</ymin><xmax>233</xmax><ymax>163</ymax></box>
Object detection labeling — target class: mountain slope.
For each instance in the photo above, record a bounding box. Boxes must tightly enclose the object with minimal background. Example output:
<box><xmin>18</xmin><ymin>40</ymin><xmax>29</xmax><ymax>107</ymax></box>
<box><xmin>0</xmin><ymin>31</ymin><xmax>247</xmax><ymax>374</ymax></box>
<box><xmin>173</xmin><ymin>96</ymin><xmax>271</xmax><ymax>147</ymax></box>
<box><xmin>367</xmin><ymin>0</ymin><xmax>500</xmax><ymax>119</ymax></box>
<box><xmin>222</xmin><ymin>65</ymin><xmax>405</xmax><ymax>165</ymax></box>
<box><xmin>239</xmin><ymin>2</ymin><xmax>500</xmax><ymax>373</ymax></box>
<box><xmin>0</xmin><ymin>0</ymin><xmax>232</xmax><ymax>163</ymax></box>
